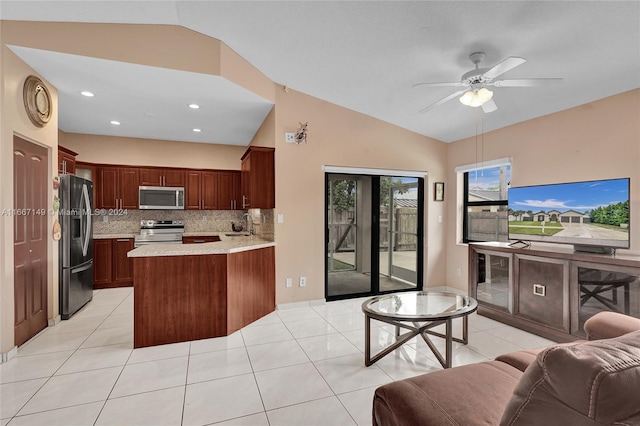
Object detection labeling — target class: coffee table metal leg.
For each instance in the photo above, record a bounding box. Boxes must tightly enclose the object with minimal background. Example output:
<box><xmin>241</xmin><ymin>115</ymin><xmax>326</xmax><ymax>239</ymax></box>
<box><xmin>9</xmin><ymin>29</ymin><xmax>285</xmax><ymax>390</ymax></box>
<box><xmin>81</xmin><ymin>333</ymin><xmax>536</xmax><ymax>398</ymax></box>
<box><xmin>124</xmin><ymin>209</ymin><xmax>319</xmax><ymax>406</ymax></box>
<box><xmin>445</xmin><ymin>318</ymin><xmax>453</xmax><ymax>368</ymax></box>
<box><xmin>365</xmin><ymin>313</ymin><xmax>372</xmax><ymax>366</ymax></box>
<box><xmin>462</xmin><ymin>315</ymin><xmax>469</xmax><ymax>345</ymax></box>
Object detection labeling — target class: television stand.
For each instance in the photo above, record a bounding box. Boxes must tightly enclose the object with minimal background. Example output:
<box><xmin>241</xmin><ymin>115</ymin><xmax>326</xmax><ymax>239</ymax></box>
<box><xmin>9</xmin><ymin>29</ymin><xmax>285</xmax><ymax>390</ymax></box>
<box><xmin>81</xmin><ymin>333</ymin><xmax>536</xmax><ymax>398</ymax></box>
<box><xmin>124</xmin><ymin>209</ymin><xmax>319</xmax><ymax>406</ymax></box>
<box><xmin>469</xmin><ymin>242</ymin><xmax>640</xmax><ymax>342</ymax></box>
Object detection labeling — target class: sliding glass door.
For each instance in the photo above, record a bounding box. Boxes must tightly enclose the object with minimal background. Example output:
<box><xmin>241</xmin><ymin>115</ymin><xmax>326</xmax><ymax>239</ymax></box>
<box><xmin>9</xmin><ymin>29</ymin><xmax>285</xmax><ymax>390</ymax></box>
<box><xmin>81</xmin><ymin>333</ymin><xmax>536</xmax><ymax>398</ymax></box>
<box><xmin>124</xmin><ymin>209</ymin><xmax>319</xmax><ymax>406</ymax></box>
<box><xmin>379</xmin><ymin>177</ymin><xmax>420</xmax><ymax>292</ymax></box>
<box><xmin>325</xmin><ymin>173</ymin><xmax>423</xmax><ymax>300</ymax></box>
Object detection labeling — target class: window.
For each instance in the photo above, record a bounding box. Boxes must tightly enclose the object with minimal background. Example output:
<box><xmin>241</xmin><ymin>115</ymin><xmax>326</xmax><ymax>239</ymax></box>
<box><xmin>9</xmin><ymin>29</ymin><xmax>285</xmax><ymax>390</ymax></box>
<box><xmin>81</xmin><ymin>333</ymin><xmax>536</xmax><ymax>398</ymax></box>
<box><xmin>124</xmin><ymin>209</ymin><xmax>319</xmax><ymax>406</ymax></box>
<box><xmin>460</xmin><ymin>162</ymin><xmax>511</xmax><ymax>243</ymax></box>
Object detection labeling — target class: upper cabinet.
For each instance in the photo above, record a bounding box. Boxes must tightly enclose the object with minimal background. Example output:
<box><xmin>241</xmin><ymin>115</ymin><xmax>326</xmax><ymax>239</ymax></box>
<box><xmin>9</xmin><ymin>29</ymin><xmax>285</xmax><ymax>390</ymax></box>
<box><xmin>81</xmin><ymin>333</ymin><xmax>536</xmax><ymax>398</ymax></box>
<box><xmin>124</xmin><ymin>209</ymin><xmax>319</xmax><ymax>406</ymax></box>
<box><xmin>241</xmin><ymin>147</ymin><xmax>275</xmax><ymax>209</ymax></box>
<box><xmin>97</xmin><ymin>166</ymin><xmax>140</xmax><ymax>209</ymax></box>
<box><xmin>139</xmin><ymin>168</ymin><xmax>185</xmax><ymax>188</ymax></box>
<box><xmin>58</xmin><ymin>145</ymin><xmax>78</xmax><ymax>175</ymax></box>
<box><xmin>217</xmin><ymin>171</ymin><xmax>241</xmax><ymax>210</ymax></box>
<box><xmin>185</xmin><ymin>170</ymin><xmax>218</xmax><ymax>210</ymax></box>
<box><xmin>78</xmin><ymin>161</ymin><xmax>243</xmax><ymax>211</ymax></box>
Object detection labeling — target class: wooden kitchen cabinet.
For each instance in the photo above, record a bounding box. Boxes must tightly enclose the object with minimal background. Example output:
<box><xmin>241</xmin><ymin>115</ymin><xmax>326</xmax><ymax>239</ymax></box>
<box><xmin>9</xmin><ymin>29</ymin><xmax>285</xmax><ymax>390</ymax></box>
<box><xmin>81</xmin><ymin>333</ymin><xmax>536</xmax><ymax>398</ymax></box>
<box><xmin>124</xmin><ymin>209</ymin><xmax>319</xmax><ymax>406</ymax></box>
<box><xmin>185</xmin><ymin>171</ymin><xmax>218</xmax><ymax>210</ymax></box>
<box><xmin>133</xmin><ymin>246</ymin><xmax>275</xmax><ymax>348</ymax></box>
<box><xmin>139</xmin><ymin>168</ymin><xmax>185</xmax><ymax>187</ymax></box>
<box><xmin>93</xmin><ymin>239</ymin><xmax>113</xmax><ymax>286</ymax></box>
<box><xmin>97</xmin><ymin>166</ymin><xmax>139</xmax><ymax>209</ymax></box>
<box><xmin>182</xmin><ymin>235</ymin><xmax>221</xmax><ymax>244</ymax></box>
<box><xmin>217</xmin><ymin>171</ymin><xmax>241</xmax><ymax>210</ymax></box>
<box><xmin>241</xmin><ymin>147</ymin><xmax>275</xmax><ymax>209</ymax></box>
<box><xmin>58</xmin><ymin>145</ymin><xmax>78</xmax><ymax>175</ymax></box>
<box><xmin>93</xmin><ymin>238</ymin><xmax>134</xmax><ymax>288</ymax></box>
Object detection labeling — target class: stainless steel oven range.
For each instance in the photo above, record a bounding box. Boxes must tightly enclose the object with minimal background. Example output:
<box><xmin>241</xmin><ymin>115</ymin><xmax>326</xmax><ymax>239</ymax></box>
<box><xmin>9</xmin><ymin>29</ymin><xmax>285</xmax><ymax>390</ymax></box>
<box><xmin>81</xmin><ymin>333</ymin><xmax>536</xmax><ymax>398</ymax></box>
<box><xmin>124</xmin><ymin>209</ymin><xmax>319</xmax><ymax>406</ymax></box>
<box><xmin>134</xmin><ymin>219</ymin><xmax>185</xmax><ymax>248</ymax></box>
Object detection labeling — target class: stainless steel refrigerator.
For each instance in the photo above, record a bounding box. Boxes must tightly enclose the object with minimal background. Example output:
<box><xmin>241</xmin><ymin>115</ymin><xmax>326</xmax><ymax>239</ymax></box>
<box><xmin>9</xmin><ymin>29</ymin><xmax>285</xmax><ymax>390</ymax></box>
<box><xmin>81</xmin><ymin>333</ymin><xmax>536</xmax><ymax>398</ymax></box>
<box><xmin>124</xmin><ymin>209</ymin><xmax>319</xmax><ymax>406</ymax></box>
<box><xmin>59</xmin><ymin>174</ymin><xmax>93</xmax><ymax>319</ymax></box>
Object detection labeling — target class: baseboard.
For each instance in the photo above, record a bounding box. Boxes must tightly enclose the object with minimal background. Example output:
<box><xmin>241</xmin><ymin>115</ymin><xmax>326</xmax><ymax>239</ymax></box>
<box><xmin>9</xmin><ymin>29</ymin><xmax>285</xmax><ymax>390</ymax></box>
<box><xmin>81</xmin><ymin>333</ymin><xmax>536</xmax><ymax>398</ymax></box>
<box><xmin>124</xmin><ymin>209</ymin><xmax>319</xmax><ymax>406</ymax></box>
<box><xmin>48</xmin><ymin>315</ymin><xmax>62</xmax><ymax>327</ymax></box>
<box><xmin>1</xmin><ymin>346</ymin><xmax>18</xmax><ymax>363</ymax></box>
<box><xmin>426</xmin><ymin>285</ymin><xmax>468</xmax><ymax>296</ymax></box>
<box><xmin>277</xmin><ymin>298</ymin><xmax>325</xmax><ymax>310</ymax></box>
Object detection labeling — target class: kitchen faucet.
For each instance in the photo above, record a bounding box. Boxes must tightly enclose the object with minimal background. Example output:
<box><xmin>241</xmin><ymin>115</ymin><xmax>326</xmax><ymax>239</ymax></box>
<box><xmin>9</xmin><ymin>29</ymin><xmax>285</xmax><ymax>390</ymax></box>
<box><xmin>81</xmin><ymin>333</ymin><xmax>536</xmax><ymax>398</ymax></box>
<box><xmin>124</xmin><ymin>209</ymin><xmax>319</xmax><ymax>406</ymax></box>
<box><xmin>242</xmin><ymin>213</ymin><xmax>255</xmax><ymax>236</ymax></box>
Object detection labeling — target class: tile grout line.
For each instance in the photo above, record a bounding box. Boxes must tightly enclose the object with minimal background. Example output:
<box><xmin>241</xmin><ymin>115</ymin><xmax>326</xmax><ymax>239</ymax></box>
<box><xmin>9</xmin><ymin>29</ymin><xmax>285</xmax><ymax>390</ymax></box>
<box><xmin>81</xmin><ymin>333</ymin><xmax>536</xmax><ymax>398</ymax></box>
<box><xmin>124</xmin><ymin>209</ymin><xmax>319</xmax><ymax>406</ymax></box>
<box><xmin>6</xmin><ymin>290</ymin><xmax>132</xmax><ymax>424</ymax></box>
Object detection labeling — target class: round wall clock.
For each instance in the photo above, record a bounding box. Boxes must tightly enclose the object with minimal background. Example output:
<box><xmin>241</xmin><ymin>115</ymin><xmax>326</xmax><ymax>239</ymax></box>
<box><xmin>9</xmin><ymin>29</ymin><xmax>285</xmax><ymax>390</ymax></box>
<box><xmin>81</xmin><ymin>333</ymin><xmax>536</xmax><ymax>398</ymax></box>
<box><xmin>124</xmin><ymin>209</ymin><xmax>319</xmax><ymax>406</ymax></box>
<box><xmin>23</xmin><ymin>75</ymin><xmax>52</xmax><ymax>127</ymax></box>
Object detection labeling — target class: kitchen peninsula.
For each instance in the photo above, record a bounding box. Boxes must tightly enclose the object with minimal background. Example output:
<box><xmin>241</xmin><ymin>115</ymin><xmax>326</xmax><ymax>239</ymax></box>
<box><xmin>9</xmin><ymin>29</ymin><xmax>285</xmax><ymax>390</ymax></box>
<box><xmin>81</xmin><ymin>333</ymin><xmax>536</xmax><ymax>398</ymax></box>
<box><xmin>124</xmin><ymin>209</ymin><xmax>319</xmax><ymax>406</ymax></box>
<box><xmin>128</xmin><ymin>237</ymin><xmax>275</xmax><ymax>348</ymax></box>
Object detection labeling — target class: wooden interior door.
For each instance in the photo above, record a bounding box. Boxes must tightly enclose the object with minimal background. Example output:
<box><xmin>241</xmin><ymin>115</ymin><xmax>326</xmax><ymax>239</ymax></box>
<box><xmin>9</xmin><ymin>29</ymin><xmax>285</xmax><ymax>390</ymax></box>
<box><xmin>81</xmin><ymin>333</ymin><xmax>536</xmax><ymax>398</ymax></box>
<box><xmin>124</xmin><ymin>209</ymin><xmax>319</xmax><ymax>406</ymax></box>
<box><xmin>14</xmin><ymin>136</ymin><xmax>48</xmax><ymax>347</ymax></box>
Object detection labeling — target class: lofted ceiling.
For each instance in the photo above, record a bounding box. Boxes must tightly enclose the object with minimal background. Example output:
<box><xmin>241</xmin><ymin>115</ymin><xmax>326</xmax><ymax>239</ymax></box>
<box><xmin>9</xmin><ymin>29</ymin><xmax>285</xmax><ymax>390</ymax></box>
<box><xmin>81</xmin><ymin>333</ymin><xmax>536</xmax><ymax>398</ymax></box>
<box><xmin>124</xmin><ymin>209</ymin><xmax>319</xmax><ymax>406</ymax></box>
<box><xmin>1</xmin><ymin>1</ymin><xmax>639</xmax><ymax>144</ymax></box>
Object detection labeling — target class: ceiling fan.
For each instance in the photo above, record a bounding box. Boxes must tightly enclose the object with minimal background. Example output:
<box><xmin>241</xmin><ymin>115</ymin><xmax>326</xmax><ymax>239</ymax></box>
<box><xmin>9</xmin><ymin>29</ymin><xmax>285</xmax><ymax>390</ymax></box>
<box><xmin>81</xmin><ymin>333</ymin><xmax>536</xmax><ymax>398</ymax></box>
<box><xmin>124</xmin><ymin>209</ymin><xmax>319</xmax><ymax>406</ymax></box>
<box><xmin>415</xmin><ymin>52</ymin><xmax>562</xmax><ymax>114</ymax></box>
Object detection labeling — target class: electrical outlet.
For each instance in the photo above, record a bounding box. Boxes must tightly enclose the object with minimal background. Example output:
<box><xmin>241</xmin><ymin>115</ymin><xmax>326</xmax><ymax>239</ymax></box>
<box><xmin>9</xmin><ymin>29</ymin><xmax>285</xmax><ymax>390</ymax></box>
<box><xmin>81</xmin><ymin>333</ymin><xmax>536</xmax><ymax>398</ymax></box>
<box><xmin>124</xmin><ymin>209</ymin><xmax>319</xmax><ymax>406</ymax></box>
<box><xmin>103</xmin><ymin>215</ymin><xmax>108</xmax><ymax>222</ymax></box>
<box><xmin>299</xmin><ymin>277</ymin><xmax>307</xmax><ymax>287</ymax></box>
<box><xmin>277</xmin><ymin>213</ymin><xmax>284</xmax><ymax>223</ymax></box>
<box><xmin>456</xmin><ymin>268</ymin><xmax>462</xmax><ymax>276</ymax></box>
<box><xmin>202</xmin><ymin>215</ymin><xmax>207</xmax><ymax>221</ymax></box>
<box><xmin>286</xmin><ymin>278</ymin><xmax>292</xmax><ymax>288</ymax></box>
<box><xmin>285</xmin><ymin>132</ymin><xmax>296</xmax><ymax>143</ymax></box>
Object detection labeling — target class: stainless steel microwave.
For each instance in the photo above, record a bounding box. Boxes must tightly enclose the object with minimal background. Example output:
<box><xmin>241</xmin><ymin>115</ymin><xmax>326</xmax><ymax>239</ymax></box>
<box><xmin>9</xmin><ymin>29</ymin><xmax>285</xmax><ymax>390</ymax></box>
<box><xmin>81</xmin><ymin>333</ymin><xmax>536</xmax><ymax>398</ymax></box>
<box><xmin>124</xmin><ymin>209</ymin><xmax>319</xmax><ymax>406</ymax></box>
<box><xmin>139</xmin><ymin>186</ymin><xmax>185</xmax><ymax>210</ymax></box>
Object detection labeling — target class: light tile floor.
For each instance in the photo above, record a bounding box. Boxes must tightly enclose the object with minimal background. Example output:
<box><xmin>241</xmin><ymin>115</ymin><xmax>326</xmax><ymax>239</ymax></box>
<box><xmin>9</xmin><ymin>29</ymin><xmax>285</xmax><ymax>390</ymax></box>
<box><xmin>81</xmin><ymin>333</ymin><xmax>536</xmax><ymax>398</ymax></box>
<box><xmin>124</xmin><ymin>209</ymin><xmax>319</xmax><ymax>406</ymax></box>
<box><xmin>0</xmin><ymin>288</ymin><xmax>556</xmax><ymax>426</ymax></box>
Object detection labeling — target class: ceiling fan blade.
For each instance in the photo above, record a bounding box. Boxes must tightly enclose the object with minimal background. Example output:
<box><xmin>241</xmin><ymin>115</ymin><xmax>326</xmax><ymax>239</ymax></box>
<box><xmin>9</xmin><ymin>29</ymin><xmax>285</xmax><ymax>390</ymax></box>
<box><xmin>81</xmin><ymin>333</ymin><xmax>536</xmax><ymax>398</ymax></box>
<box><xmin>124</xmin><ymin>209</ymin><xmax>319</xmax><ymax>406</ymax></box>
<box><xmin>418</xmin><ymin>89</ymin><xmax>468</xmax><ymax>113</ymax></box>
<box><xmin>482</xmin><ymin>56</ymin><xmax>526</xmax><ymax>80</ymax></box>
<box><xmin>413</xmin><ymin>82</ymin><xmax>465</xmax><ymax>88</ymax></box>
<box><xmin>492</xmin><ymin>78</ymin><xmax>563</xmax><ymax>87</ymax></box>
<box><xmin>481</xmin><ymin>98</ymin><xmax>497</xmax><ymax>113</ymax></box>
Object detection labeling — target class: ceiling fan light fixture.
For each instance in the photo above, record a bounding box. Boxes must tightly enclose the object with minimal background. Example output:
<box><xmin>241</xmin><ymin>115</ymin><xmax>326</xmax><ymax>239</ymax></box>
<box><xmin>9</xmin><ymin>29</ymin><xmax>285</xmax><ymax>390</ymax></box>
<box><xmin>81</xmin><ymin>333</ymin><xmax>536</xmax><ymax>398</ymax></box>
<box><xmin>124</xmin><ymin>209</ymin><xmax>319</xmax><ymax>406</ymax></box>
<box><xmin>459</xmin><ymin>88</ymin><xmax>493</xmax><ymax>107</ymax></box>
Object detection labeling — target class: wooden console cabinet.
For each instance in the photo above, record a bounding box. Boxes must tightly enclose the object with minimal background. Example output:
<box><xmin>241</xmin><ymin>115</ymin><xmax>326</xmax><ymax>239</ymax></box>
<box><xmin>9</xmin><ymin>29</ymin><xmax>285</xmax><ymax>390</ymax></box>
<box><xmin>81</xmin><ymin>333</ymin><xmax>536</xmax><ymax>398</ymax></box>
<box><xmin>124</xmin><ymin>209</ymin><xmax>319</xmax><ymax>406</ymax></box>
<box><xmin>469</xmin><ymin>243</ymin><xmax>640</xmax><ymax>342</ymax></box>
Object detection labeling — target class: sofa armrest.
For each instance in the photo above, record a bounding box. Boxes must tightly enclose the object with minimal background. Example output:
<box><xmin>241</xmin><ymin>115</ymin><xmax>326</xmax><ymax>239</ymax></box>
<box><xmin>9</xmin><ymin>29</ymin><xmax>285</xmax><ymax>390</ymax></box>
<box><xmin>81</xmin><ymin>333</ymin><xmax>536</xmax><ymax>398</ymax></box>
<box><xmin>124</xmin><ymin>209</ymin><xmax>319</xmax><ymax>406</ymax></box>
<box><xmin>584</xmin><ymin>311</ymin><xmax>640</xmax><ymax>340</ymax></box>
<box><xmin>495</xmin><ymin>349</ymin><xmax>541</xmax><ymax>372</ymax></box>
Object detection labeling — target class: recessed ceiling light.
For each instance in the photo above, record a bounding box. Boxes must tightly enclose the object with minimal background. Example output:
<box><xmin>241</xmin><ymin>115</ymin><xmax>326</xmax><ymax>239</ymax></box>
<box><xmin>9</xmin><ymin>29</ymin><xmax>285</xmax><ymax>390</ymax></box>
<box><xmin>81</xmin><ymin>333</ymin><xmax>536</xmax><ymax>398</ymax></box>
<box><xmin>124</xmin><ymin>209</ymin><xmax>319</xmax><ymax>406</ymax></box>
<box><xmin>193</xmin><ymin>128</ymin><xmax>202</xmax><ymax>132</ymax></box>
<box><xmin>81</xmin><ymin>91</ymin><xmax>94</xmax><ymax>97</ymax></box>
<box><xmin>110</xmin><ymin>120</ymin><xmax>121</xmax><ymax>125</ymax></box>
<box><xmin>188</xmin><ymin>104</ymin><xmax>200</xmax><ymax>109</ymax></box>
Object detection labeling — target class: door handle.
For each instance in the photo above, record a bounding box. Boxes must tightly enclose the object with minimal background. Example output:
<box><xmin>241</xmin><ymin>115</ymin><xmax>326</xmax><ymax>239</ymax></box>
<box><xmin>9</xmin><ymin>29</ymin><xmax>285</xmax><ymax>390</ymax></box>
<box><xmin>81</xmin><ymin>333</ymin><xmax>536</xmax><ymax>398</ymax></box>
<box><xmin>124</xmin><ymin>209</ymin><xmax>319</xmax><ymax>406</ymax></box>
<box><xmin>71</xmin><ymin>261</ymin><xmax>93</xmax><ymax>274</ymax></box>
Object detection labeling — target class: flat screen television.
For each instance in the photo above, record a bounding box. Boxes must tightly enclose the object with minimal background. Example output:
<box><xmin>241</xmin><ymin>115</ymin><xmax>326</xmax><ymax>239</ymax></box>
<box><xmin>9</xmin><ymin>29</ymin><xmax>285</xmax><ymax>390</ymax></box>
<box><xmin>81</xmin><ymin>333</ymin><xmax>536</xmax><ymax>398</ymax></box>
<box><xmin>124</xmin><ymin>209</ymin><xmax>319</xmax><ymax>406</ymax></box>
<box><xmin>508</xmin><ymin>177</ymin><xmax>630</xmax><ymax>252</ymax></box>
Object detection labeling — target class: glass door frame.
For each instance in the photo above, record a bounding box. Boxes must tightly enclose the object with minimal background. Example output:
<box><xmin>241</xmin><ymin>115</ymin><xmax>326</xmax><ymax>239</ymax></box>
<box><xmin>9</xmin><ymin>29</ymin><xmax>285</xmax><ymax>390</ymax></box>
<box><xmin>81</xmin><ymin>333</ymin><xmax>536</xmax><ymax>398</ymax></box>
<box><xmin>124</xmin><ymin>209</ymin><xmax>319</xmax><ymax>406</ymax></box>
<box><xmin>324</xmin><ymin>172</ymin><xmax>424</xmax><ymax>301</ymax></box>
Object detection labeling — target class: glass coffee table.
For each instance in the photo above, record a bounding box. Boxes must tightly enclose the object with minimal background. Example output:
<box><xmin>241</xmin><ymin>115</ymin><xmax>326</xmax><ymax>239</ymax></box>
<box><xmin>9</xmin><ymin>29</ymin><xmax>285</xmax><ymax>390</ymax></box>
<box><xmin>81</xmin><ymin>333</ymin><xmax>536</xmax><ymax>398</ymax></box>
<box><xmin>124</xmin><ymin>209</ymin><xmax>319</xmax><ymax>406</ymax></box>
<box><xmin>362</xmin><ymin>291</ymin><xmax>478</xmax><ymax>368</ymax></box>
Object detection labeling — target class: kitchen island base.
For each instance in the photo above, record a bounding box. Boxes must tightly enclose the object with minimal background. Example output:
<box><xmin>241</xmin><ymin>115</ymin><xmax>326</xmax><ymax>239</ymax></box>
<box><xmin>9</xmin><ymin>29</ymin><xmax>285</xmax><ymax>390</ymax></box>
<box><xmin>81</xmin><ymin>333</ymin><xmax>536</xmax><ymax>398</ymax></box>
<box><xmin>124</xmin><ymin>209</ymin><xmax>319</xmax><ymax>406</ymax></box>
<box><xmin>133</xmin><ymin>246</ymin><xmax>275</xmax><ymax>348</ymax></box>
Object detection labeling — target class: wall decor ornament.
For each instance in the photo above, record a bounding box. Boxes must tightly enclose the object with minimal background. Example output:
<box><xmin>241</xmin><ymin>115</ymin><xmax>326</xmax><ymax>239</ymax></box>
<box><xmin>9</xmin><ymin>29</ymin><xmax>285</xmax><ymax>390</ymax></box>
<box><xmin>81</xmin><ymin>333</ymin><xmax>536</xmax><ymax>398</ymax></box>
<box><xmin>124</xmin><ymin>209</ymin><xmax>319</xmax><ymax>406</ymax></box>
<box><xmin>23</xmin><ymin>75</ymin><xmax>52</xmax><ymax>127</ymax></box>
<box><xmin>294</xmin><ymin>122</ymin><xmax>308</xmax><ymax>144</ymax></box>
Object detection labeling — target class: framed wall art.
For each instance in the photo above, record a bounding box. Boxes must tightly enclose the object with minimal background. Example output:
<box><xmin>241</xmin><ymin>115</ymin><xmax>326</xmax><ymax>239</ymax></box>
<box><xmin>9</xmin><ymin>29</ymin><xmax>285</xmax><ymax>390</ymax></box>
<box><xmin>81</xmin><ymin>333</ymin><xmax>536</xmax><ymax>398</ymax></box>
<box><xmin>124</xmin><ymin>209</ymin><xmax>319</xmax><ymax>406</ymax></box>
<box><xmin>434</xmin><ymin>182</ymin><xmax>444</xmax><ymax>201</ymax></box>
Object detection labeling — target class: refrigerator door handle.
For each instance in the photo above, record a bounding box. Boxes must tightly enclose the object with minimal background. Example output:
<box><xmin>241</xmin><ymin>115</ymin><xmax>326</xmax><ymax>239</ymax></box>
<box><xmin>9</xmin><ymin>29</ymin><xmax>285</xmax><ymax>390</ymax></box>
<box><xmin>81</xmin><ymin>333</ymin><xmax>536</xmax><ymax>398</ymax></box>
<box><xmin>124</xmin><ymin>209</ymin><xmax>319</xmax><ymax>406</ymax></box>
<box><xmin>71</xmin><ymin>260</ymin><xmax>93</xmax><ymax>274</ymax></box>
<box><xmin>81</xmin><ymin>183</ymin><xmax>91</xmax><ymax>257</ymax></box>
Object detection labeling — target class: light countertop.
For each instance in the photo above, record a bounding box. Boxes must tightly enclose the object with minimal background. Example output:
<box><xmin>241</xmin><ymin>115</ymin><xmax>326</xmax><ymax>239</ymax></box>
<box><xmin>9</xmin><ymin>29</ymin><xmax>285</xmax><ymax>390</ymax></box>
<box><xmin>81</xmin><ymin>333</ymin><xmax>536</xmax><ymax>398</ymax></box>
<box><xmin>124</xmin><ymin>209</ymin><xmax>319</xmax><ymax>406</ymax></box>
<box><xmin>127</xmin><ymin>237</ymin><xmax>275</xmax><ymax>257</ymax></box>
<box><xmin>93</xmin><ymin>234</ymin><xmax>135</xmax><ymax>239</ymax></box>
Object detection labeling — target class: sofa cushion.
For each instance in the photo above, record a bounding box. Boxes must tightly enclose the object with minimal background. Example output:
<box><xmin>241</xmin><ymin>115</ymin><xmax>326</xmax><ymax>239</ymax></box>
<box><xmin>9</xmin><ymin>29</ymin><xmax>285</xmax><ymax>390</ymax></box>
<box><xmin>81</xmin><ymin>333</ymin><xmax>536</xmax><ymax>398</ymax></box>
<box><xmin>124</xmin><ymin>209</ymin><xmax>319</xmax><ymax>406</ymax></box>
<box><xmin>500</xmin><ymin>330</ymin><xmax>640</xmax><ymax>426</ymax></box>
<box><xmin>373</xmin><ymin>361</ymin><xmax>522</xmax><ymax>426</ymax></box>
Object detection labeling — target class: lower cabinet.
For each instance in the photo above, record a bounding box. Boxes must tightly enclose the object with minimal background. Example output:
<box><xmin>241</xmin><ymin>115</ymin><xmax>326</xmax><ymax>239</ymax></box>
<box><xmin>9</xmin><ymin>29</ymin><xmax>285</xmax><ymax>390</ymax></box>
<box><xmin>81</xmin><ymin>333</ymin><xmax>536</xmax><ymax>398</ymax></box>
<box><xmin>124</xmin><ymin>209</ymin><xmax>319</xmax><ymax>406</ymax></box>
<box><xmin>182</xmin><ymin>235</ymin><xmax>221</xmax><ymax>244</ymax></box>
<box><xmin>469</xmin><ymin>243</ymin><xmax>640</xmax><ymax>342</ymax></box>
<box><xmin>93</xmin><ymin>238</ymin><xmax>134</xmax><ymax>288</ymax></box>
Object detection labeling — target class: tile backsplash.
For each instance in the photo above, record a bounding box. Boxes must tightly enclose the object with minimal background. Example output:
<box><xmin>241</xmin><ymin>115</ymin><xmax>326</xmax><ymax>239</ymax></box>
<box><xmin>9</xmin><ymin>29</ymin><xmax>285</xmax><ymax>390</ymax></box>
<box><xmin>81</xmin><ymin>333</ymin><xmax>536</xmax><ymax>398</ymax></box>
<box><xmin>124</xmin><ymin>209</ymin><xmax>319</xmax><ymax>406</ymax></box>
<box><xmin>93</xmin><ymin>209</ymin><xmax>274</xmax><ymax>241</ymax></box>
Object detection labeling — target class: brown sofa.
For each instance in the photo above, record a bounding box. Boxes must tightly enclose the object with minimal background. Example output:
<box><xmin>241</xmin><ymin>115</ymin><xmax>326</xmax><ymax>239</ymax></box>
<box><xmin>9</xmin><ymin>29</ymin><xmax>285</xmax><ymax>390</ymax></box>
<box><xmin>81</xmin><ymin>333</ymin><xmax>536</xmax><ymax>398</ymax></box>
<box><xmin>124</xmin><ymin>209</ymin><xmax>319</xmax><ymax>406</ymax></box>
<box><xmin>372</xmin><ymin>311</ymin><xmax>640</xmax><ymax>426</ymax></box>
